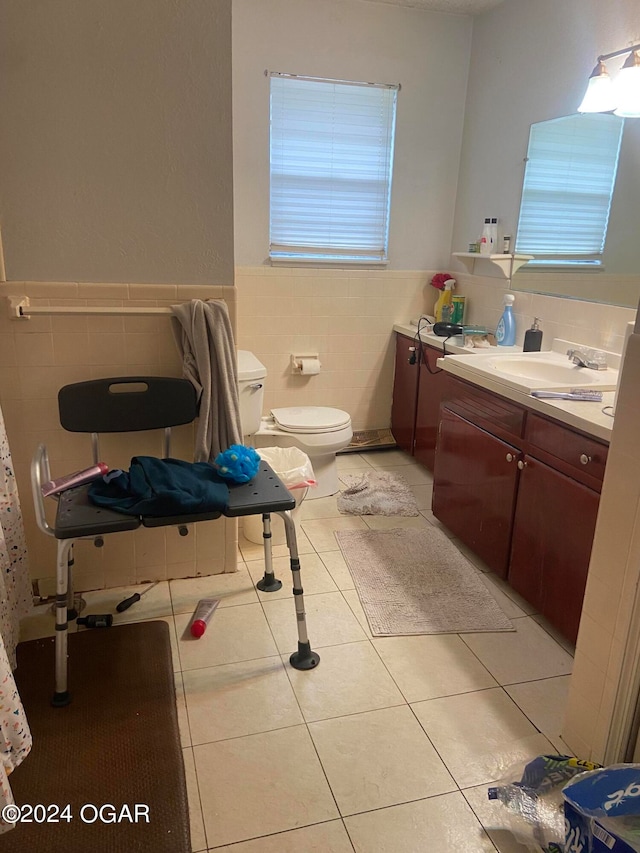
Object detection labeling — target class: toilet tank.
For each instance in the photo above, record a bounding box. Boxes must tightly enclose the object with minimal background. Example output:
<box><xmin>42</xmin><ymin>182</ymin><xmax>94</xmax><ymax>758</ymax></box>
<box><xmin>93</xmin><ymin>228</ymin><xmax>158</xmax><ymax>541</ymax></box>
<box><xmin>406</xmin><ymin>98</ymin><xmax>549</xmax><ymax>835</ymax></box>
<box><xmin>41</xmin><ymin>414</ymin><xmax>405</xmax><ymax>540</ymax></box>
<box><xmin>237</xmin><ymin>350</ymin><xmax>267</xmax><ymax>436</ymax></box>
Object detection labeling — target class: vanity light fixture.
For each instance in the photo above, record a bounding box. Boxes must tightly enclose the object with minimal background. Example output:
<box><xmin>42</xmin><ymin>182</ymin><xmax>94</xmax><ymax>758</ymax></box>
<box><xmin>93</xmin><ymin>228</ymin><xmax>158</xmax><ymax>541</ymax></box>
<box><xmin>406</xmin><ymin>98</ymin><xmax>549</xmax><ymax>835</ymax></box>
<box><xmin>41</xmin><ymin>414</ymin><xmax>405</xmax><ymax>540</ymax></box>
<box><xmin>614</xmin><ymin>49</ymin><xmax>640</xmax><ymax>117</ymax></box>
<box><xmin>578</xmin><ymin>43</ymin><xmax>640</xmax><ymax>116</ymax></box>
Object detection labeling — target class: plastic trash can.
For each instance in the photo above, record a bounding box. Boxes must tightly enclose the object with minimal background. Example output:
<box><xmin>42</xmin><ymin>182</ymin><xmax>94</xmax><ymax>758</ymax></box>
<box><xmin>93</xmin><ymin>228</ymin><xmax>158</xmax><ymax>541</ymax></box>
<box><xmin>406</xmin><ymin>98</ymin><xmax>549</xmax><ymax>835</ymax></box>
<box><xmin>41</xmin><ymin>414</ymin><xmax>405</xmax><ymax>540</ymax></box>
<box><xmin>243</xmin><ymin>447</ymin><xmax>316</xmax><ymax>546</ymax></box>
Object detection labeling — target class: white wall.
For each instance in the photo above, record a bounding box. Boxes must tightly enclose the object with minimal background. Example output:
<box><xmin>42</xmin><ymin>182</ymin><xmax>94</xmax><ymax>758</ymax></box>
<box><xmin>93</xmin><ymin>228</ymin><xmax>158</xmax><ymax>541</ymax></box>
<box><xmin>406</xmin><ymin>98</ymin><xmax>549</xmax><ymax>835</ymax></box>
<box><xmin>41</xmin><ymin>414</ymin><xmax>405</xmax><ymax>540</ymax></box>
<box><xmin>0</xmin><ymin>0</ymin><xmax>234</xmax><ymax>284</ymax></box>
<box><xmin>233</xmin><ymin>0</ymin><xmax>472</xmax><ymax>271</ymax></box>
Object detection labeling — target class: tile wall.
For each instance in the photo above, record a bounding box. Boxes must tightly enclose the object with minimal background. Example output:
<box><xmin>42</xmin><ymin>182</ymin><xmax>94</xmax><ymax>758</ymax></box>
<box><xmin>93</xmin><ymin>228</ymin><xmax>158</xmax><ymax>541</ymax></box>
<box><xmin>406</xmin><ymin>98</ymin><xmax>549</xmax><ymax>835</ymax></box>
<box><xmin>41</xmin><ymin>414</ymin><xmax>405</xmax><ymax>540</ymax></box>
<box><xmin>455</xmin><ymin>272</ymin><xmax>637</xmax><ymax>355</ymax></box>
<box><xmin>2</xmin><ymin>269</ymin><xmax>637</xmax><ymax>605</ymax></box>
<box><xmin>236</xmin><ymin>264</ymin><xmax>637</xmax><ymax>430</ymax></box>
<box><xmin>235</xmin><ymin>267</ymin><xmax>433</xmax><ymax>431</ymax></box>
<box><xmin>0</xmin><ymin>282</ymin><xmax>238</xmax><ymax>597</ymax></box>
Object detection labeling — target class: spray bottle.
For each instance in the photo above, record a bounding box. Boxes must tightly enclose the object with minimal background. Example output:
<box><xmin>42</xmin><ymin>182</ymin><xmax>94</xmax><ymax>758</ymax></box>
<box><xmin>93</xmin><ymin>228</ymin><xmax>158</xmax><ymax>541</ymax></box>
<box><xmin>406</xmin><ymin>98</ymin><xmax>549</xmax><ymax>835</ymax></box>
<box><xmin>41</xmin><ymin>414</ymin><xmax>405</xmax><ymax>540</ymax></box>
<box><xmin>496</xmin><ymin>294</ymin><xmax>516</xmax><ymax>347</ymax></box>
<box><xmin>434</xmin><ymin>279</ymin><xmax>456</xmax><ymax>322</ymax></box>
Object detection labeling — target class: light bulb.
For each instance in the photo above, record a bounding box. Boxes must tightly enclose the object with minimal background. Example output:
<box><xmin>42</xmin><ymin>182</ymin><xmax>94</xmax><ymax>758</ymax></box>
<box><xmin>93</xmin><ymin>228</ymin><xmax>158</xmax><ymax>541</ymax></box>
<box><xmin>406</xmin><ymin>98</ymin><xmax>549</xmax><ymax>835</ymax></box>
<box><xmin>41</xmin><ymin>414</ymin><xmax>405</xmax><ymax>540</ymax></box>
<box><xmin>578</xmin><ymin>61</ymin><xmax>618</xmax><ymax>113</ymax></box>
<box><xmin>614</xmin><ymin>51</ymin><xmax>640</xmax><ymax>117</ymax></box>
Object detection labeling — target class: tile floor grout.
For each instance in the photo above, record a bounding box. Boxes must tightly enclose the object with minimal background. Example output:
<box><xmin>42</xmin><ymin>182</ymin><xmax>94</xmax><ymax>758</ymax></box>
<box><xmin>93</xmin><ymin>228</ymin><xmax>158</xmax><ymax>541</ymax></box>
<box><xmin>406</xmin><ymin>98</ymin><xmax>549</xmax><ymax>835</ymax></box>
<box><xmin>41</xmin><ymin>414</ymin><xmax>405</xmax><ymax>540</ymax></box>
<box><xmin>19</xmin><ymin>448</ymin><xmax>574</xmax><ymax>852</ymax></box>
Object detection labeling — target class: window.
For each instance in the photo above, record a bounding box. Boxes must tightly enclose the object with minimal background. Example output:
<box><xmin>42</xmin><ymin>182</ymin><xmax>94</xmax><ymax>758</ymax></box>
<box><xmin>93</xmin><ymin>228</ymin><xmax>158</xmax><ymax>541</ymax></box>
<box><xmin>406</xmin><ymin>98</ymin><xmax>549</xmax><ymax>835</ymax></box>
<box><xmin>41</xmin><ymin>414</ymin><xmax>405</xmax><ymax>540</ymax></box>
<box><xmin>515</xmin><ymin>112</ymin><xmax>624</xmax><ymax>267</ymax></box>
<box><xmin>269</xmin><ymin>73</ymin><xmax>398</xmax><ymax>264</ymax></box>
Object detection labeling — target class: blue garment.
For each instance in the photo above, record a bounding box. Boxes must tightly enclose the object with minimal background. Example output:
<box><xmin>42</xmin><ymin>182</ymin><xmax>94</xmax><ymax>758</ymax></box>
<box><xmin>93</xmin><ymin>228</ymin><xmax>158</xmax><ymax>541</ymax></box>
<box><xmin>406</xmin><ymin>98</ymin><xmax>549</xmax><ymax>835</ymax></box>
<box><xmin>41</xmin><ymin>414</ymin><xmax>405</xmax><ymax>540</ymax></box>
<box><xmin>89</xmin><ymin>456</ymin><xmax>229</xmax><ymax>517</ymax></box>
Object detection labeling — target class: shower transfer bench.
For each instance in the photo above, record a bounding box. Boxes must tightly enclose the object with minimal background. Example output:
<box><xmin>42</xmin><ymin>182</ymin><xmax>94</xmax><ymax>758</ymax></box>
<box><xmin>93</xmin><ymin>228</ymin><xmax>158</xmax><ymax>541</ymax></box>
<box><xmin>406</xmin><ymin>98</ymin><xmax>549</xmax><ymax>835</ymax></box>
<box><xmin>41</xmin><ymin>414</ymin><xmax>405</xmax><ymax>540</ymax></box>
<box><xmin>31</xmin><ymin>376</ymin><xmax>320</xmax><ymax>707</ymax></box>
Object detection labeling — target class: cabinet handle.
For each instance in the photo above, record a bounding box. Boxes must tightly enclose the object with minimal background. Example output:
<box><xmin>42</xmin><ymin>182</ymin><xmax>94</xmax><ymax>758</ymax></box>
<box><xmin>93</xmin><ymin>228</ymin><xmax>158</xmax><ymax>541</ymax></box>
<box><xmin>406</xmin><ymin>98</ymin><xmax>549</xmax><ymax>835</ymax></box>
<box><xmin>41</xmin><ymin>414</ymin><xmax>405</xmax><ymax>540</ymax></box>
<box><xmin>506</xmin><ymin>453</ymin><xmax>514</xmax><ymax>462</ymax></box>
<box><xmin>580</xmin><ymin>454</ymin><xmax>592</xmax><ymax>465</ymax></box>
<box><xmin>517</xmin><ymin>460</ymin><xmax>528</xmax><ymax>470</ymax></box>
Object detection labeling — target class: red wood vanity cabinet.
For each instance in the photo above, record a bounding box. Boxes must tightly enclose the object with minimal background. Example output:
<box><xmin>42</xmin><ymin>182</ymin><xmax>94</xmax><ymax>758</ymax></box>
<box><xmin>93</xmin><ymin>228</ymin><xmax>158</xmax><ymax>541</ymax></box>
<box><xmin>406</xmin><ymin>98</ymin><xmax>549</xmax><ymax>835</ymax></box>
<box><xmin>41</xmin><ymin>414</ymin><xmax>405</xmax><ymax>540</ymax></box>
<box><xmin>391</xmin><ymin>333</ymin><xmax>446</xmax><ymax>469</ymax></box>
<box><xmin>432</xmin><ymin>378</ymin><xmax>526</xmax><ymax>579</ymax></box>
<box><xmin>508</xmin><ymin>414</ymin><xmax>606</xmax><ymax>644</ymax></box>
<box><xmin>391</xmin><ymin>333</ymin><xmax>419</xmax><ymax>454</ymax></box>
<box><xmin>432</xmin><ymin>375</ymin><xmax>608</xmax><ymax>644</ymax></box>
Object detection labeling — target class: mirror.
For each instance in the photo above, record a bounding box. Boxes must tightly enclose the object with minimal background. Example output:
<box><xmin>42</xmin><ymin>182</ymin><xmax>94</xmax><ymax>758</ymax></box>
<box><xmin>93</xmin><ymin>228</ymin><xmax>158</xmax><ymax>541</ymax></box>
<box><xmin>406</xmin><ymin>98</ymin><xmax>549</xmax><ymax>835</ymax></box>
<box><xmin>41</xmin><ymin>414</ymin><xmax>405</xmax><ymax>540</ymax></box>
<box><xmin>512</xmin><ymin>115</ymin><xmax>640</xmax><ymax>308</ymax></box>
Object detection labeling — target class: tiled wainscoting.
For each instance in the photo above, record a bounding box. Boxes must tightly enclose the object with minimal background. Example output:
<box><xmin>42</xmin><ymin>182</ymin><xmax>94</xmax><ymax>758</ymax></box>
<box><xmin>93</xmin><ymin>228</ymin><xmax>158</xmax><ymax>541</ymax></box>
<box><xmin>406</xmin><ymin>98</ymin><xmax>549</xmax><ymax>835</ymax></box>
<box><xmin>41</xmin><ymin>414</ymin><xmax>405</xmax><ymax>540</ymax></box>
<box><xmin>0</xmin><ymin>281</ymin><xmax>238</xmax><ymax>595</ymax></box>
<box><xmin>235</xmin><ymin>266</ymin><xmax>434</xmax><ymax>432</ymax></box>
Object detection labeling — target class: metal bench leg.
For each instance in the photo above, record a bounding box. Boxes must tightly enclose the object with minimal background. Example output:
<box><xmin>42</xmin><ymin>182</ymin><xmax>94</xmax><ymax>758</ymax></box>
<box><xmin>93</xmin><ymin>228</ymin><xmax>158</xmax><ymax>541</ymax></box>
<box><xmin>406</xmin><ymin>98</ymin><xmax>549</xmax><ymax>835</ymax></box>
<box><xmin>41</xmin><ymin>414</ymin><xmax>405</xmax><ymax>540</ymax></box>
<box><xmin>52</xmin><ymin>538</ymin><xmax>74</xmax><ymax>707</ymax></box>
<box><xmin>256</xmin><ymin>513</ymin><xmax>283</xmax><ymax>593</ymax></box>
<box><xmin>277</xmin><ymin>509</ymin><xmax>320</xmax><ymax>671</ymax></box>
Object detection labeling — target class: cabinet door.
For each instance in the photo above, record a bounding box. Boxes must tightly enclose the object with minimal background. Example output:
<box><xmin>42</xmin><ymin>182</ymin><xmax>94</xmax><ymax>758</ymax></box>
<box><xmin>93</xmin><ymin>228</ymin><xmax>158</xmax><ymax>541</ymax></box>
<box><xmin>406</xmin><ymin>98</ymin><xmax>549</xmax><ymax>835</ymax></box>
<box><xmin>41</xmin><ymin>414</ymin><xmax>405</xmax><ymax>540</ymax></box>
<box><xmin>509</xmin><ymin>456</ymin><xmax>599</xmax><ymax>645</ymax></box>
<box><xmin>433</xmin><ymin>408</ymin><xmax>520</xmax><ymax>577</ymax></box>
<box><xmin>391</xmin><ymin>334</ymin><xmax>419</xmax><ymax>454</ymax></box>
<box><xmin>414</xmin><ymin>345</ymin><xmax>445</xmax><ymax>472</ymax></box>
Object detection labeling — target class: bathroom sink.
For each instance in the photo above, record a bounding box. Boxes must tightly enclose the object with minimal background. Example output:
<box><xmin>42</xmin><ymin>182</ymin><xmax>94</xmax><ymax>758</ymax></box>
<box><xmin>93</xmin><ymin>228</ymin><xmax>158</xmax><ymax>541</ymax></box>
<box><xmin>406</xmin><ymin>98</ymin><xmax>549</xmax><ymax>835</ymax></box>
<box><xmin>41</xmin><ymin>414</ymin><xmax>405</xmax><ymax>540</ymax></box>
<box><xmin>481</xmin><ymin>356</ymin><xmax>606</xmax><ymax>385</ymax></box>
<box><xmin>440</xmin><ymin>349</ymin><xmax>619</xmax><ymax>393</ymax></box>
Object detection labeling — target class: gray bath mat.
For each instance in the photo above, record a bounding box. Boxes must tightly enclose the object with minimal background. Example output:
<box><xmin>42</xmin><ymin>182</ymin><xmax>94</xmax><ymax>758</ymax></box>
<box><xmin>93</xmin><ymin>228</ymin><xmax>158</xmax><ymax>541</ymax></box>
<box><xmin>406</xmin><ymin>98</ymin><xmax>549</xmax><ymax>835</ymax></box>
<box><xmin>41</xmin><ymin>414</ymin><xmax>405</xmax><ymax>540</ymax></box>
<box><xmin>336</xmin><ymin>527</ymin><xmax>514</xmax><ymax>635</ymax></box>
<box><xmin>337</xmin><ymin>471</ymin><xmax>419</xmax><ymax>516</ymax></box>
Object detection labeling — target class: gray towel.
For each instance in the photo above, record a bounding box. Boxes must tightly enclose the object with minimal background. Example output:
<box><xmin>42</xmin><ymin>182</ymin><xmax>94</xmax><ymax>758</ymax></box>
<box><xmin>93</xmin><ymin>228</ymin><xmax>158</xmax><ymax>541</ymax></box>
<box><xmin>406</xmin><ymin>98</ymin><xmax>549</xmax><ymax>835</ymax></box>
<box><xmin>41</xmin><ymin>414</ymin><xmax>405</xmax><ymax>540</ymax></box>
<box><xmin>171</xmin><ymin>299</ymin><xmax>242</xmax><ymax>462</ymax></box>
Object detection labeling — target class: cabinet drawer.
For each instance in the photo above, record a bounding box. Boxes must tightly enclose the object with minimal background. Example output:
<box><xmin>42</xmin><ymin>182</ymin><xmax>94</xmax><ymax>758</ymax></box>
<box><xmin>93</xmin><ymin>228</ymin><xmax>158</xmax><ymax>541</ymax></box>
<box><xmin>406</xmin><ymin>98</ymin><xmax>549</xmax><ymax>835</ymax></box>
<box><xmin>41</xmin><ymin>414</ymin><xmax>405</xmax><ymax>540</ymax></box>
<box><xmin>525</xmin><ymin>413</ymin><xmax>608</xmax><ymax>485</ymax></box>
<box><xmin>442</xmin><ymin>376</ymin><xmax>526</xmax><ymax>444</ymax></box>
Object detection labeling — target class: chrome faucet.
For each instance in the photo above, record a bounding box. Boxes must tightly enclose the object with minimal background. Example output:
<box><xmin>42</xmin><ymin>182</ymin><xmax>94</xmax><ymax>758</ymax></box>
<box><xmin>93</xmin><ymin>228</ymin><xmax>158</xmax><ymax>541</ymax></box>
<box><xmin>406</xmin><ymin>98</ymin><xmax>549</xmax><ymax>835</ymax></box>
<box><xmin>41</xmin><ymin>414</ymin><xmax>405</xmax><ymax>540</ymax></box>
<box><xmin>566</xmin><ymin>347</ymin><xmax>608</xmax><ymax>370</ymax></box>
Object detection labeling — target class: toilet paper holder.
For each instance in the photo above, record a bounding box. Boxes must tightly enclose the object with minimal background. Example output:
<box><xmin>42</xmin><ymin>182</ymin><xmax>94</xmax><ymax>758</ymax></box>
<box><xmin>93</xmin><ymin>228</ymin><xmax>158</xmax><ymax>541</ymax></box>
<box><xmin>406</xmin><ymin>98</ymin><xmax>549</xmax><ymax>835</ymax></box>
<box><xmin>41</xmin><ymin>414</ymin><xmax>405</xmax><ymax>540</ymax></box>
<box><xmin>291</xmin><ymin>353</ymin><xmax>321</xmax><ymax>375</ymax></box>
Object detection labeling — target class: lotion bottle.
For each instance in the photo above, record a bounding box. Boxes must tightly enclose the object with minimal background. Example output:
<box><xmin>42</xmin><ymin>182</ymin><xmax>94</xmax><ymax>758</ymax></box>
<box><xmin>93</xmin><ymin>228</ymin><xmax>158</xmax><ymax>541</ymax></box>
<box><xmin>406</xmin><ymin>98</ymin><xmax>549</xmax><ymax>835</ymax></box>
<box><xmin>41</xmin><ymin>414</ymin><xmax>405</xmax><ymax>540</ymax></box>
<box><xmin>490</xmin><ymin>218</ymin><xmax>499</xmax><ymax>254</ymax></box>
<box><xmin>496</xmin><ymin>294</ymin><xmax>516</xmax><ymax>347</ymax></box>
<box><xmin>479</xmin><ymin>218</ymin><xmax>492</xmax><ymax>256</ymax></box>
<box><xmin>41</xmin><ymin>462</ymin><xmax>109</xmax><ymax>497</ymax></box>
<box><xmin>189</xmin><ymin>598</ymin><xmax>221</xmax><ymax>638</ymax></box>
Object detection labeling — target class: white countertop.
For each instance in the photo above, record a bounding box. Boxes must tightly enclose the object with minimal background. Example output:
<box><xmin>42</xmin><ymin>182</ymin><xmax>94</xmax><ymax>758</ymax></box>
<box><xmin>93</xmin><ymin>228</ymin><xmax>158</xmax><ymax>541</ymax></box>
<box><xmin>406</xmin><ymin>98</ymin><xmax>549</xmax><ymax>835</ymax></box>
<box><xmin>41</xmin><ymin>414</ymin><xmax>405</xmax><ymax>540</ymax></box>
<box><xmin>393</xmin><ymin>322</ymin><xmax>614</xmax><ymax>442</ymax></box>
<box><xmin>393</xmin><ymin>322</ymin><xmax>520</xmax><ymax>356</ymax></box>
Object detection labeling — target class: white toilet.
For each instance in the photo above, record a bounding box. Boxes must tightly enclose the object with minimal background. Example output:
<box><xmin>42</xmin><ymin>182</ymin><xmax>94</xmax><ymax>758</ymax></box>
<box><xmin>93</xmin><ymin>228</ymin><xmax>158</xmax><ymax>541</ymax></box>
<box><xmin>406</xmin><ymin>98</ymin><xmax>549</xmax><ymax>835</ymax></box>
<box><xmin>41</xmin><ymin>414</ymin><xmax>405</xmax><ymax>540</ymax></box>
<box><xmin>237</xmin><ymin>350</ymin><xmax>353</xmax><ymax>500</ymax></box>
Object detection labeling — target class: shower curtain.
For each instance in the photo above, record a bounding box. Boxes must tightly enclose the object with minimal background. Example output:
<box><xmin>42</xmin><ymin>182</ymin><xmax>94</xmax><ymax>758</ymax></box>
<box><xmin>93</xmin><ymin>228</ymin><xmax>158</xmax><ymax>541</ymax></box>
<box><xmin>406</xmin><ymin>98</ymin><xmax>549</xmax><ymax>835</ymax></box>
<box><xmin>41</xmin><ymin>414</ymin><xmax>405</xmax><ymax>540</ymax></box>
<box><xmin>0</xmin><ymin>404</ymin><xmax>33</xmax><ymax>833</ymax></box>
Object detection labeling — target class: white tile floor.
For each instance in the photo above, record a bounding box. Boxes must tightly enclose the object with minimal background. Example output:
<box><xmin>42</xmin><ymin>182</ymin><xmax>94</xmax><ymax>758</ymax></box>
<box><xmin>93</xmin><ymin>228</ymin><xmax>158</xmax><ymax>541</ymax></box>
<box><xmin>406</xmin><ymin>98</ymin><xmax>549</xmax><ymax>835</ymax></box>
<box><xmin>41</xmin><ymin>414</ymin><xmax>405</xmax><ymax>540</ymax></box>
<box><xmin>20</xmin><ymin>449</ymin><xmax>576</xmax><ymax>852</ymax></box>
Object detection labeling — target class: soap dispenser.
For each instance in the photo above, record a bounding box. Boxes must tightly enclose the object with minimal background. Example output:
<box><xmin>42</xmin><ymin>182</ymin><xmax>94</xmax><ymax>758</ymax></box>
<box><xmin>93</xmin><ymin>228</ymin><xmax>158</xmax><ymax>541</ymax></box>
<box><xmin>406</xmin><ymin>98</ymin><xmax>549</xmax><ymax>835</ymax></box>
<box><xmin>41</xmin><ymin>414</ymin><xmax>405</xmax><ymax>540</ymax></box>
<box><xmin>523</xmin><ymin>318</ymin><xmax>543</xmax><ymax>352</ymax></box>
<box><xmin>496</xmin><ymin>294</ymin><xmax>516</xmax><ymax>347</ymax></box>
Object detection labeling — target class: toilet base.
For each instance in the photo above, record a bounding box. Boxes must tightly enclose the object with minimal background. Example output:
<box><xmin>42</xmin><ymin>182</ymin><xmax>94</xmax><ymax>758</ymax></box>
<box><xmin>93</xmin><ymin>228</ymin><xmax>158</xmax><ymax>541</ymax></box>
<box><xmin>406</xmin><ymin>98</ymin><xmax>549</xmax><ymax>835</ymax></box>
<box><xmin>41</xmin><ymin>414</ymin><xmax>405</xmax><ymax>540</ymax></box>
<box><xmin>307</xmin><ymin>455</ymin><xmax>341</xmax><ymax>500</ymax></box>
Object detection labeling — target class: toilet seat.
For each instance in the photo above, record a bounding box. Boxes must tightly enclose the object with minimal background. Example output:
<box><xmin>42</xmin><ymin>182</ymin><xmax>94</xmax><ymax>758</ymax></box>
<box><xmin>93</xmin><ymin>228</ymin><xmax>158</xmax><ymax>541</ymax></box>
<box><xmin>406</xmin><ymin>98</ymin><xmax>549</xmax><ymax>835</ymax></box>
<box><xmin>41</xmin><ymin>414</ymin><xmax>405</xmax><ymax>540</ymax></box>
<box><xmin>270</xmin><ymin>406</ymin><xmax>351</xmax><ymax>434</ymax></box>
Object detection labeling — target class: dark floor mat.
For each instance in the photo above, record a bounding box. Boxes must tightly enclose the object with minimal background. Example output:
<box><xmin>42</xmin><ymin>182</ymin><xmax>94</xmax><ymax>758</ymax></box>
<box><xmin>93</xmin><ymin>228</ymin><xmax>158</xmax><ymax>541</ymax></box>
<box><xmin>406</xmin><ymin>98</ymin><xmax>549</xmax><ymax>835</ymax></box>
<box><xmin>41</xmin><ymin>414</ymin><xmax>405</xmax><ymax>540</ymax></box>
<box><xmin>0</xmin><ymin>621</ymin><xmax>190</xmax><ymax>853</ymax></box>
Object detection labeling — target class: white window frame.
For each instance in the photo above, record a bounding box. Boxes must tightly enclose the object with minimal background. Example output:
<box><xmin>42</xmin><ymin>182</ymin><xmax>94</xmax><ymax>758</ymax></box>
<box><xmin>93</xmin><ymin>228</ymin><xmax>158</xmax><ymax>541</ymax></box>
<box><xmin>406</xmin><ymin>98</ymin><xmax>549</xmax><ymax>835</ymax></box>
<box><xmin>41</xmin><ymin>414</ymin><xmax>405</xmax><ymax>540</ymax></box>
<box><xmin>269</xmin><ymin>72</ymin><xmax>398</xmax><ymax>266</ymax></box>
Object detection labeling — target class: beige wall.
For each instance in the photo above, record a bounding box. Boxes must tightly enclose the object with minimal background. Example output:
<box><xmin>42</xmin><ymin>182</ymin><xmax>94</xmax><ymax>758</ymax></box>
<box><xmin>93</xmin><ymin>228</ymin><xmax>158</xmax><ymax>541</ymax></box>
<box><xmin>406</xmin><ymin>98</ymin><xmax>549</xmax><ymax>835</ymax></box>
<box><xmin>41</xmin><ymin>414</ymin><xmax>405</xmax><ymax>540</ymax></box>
<box><xmin>564</xmin><ymin>330</ymin><xmax>640</xmax><ymax>762</ymax></box>
<box><xmin>0</xmin><ymin>283</ymin><xmax>238</xmax><ymax>596</ymax></box>
<box><xmin>0</xmin><ymin>0</ymin><xmax>234</xmax><ymax>285</ymax></box>
<box><xmin>232</xmin><ymin>0</ymin><xmax>472</xmax><ymax>271</ymax></box>
<box><xmin>452</xmin><ymin>0</ymin><xmax>640</xmax><ymax>303</ymax></box>
<box><xmin>0</xmin><ymin>0</ymin><xmax>237</xmax><ymax>594</ymax></box>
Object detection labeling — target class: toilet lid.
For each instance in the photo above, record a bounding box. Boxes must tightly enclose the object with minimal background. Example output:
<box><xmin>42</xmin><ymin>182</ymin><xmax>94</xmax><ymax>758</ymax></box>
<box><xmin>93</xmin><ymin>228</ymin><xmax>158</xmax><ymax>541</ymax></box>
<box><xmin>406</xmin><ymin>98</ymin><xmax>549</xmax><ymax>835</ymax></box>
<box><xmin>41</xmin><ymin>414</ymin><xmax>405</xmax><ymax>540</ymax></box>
<box><xmin>270</xmin><ymin>407</ymin><xmax>351</xmax><ymax>434</ymax></box>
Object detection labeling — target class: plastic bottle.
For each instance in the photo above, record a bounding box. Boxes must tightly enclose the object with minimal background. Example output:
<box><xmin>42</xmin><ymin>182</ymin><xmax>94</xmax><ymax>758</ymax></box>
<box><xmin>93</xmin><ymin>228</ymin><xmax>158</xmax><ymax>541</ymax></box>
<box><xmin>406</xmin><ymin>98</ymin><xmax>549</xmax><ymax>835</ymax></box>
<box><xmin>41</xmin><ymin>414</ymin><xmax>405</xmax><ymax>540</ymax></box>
<box><xmin>479</xmin><ymin>218</ymin><xmax>492</xmax><ymax>256</ymax></box>
<box><xmin>496</xmin><ymin>294</ymin><xmax>516</xmax><ymax>347</ymax></box>
<box><xmin>436</xmin><ymin>280</ymin><xmax>455</xmax><ymax>322</ymax></box>
<box><xmin>41</xmin><ymin>462</ymin><xmax>109</xmax><ymax>497</ymax></box>
<box><xmin>436</xmin><ymin>278</ymin><xmax>455</xmax><ymax>323</ymax></box>
<box><xmin>490</xmin><ymin>218</ymin><xmax>499</xmax><ymax>254</ymax></box>
<box><xmin>189</xmin><ymin>598</ymin><xmax>221</xmax><ymax>638</ymax></box>
<box><xmin>523</xmin><ymin>318</ymin><xmax>543</xmax><ymax>352</ymax></box>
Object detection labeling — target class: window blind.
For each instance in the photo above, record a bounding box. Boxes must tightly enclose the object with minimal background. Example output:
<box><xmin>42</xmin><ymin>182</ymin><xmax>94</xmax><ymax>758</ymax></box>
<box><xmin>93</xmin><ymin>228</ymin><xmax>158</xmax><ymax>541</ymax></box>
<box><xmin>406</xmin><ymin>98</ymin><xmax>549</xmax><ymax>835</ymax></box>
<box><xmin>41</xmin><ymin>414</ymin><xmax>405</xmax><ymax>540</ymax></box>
<box><xmin>269</xmin><ymin>74</ymin><xmax>398</xmax><ymax>263</ymax></box>
<box><xmin>515</xmin><ymin>113</ymin><xmax>624</xmax><ymax>265</ymax></box>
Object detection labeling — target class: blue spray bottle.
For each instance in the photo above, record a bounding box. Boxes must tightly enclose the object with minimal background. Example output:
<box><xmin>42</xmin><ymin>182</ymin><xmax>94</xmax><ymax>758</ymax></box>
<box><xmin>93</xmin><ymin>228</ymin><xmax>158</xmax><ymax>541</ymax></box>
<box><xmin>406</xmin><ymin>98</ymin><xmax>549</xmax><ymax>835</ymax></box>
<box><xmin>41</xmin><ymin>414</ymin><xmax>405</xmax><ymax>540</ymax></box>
<box><xmin>496</xmin><ymin>294</ymin><xmax>516</xmax><ymax>347</ymax></box>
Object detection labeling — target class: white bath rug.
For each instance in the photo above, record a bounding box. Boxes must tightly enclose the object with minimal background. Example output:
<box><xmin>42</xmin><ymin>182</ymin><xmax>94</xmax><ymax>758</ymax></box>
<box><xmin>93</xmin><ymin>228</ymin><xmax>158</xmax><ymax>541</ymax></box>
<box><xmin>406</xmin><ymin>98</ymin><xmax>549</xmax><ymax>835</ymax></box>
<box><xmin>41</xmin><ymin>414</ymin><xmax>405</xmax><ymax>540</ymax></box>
<box><xmin>337</xmin><ymin>471</ymin><xmax>419</xmax><ymax>517</ymax></box>
<box><xmin>336</xmin><ymin>527</ymin><xmax>514</xmax><ymax>635</ymax></box>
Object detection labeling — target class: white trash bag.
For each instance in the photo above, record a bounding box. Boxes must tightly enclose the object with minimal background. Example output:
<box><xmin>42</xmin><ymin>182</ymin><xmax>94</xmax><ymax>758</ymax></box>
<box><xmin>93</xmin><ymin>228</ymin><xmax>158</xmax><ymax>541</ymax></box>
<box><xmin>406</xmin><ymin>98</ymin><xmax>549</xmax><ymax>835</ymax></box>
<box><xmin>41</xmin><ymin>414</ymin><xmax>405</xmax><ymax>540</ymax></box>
<box><xmin>243</xmin><ymin>447</ymin><xmax>316</xmax><ymax>546</ymax></box>
<box><xmin>255</xmin><ymin>446</ymin><xmax>317</xmax><ymax>491</ymax></box>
